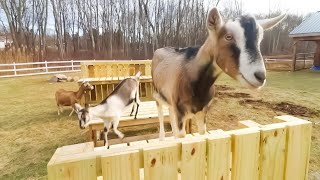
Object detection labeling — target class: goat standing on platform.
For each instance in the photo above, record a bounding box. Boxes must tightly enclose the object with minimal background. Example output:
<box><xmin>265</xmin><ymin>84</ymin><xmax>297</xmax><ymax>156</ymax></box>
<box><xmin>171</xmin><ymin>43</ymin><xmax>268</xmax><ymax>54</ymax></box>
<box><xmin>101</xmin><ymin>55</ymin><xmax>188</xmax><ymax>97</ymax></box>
<box><xmin>74</xmin><ymin>72</ymin><xmax>141</xmax><ymax>146</ymax></box>
<box><xmin>152</xmin><ymin>7</ymin><xmax>287</xmax><ymax>139</ymax></box>
<box><xmin>55</xmin><ymin>81</ymin><xmax>93</xmax><ymax>116</ymax></box>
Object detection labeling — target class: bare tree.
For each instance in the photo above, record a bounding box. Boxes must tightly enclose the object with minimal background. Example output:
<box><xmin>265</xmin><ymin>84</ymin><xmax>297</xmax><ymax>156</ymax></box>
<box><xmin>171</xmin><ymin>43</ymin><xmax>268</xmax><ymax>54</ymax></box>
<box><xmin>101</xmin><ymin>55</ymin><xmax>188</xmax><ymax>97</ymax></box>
<box><xmin>0</xmin><ymin>0</ymin><xmax>27</xmax><ymax>49</ymax></box>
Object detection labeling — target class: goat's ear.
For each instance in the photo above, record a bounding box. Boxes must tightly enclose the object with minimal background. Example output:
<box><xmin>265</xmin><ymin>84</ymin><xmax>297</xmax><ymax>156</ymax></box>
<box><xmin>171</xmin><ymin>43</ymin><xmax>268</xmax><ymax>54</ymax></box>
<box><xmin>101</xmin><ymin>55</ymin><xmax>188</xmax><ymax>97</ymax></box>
<box><xmin>74</xmin><ymin>103</ymin><xmax>83</xmax><ymax>113</ymax></box>
<box><xmin>207</xmin><ymin>7</ymin><xmax>222</xmax><ymax>31</ymax></box>
<box><xmin>257</xmin><ymin>13</ymin><xmax>287</xmax><ymax>30</ymax></box>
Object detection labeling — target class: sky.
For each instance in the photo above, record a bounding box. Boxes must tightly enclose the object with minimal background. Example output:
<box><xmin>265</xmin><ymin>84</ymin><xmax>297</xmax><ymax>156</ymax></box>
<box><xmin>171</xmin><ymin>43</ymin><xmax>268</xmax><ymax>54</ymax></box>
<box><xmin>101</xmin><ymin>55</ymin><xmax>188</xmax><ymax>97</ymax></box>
<box><xmin>219</xmin><ymin>0</ymin><xmax>319</xmax><ymax>15</ymax></box>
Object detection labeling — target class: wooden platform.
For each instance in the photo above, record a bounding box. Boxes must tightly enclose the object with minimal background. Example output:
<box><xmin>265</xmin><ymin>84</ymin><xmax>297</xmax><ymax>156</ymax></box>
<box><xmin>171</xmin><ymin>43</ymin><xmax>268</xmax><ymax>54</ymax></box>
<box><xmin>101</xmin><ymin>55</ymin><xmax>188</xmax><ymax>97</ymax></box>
<box><xmin>87</xmin><ymin>101</ymin><xmax>170</xmax><ymax>147</ymax></box>
<box><xmin>48</xmin><ymin>115</ymin><xmax>312</xmax><ymax>180</ymax></box>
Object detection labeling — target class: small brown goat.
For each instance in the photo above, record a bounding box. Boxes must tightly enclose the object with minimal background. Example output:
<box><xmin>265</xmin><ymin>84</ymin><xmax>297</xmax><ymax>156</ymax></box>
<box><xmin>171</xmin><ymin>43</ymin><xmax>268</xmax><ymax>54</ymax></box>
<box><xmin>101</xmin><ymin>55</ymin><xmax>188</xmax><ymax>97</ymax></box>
<box><xmin>55</xmin><ymin>82</ymin><xmax>94</xmax><ymax>116</ymax></box>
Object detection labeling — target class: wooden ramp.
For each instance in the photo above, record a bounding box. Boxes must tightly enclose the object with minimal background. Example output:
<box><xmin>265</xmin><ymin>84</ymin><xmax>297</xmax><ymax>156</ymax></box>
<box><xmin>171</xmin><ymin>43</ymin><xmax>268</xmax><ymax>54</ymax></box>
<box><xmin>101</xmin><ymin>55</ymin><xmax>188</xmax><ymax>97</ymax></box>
<box><xmin>48</xmin><ymin>115</ymin><xmax>312</xmax><ymax>180</ymax></box>
<box><xmin>87</xmin><ymin>101</ymin><xmax>170</xmax><ymax>147</ymax></box>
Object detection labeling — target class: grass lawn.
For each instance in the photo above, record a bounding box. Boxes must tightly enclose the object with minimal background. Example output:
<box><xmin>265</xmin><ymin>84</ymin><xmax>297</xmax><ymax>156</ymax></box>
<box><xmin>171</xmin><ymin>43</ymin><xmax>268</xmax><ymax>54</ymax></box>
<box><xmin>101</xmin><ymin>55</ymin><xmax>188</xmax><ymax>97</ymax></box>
<box><xmin>0</xmin><ymin>70</ymin><xmax>319</xmax><ymax>179</ymax></box>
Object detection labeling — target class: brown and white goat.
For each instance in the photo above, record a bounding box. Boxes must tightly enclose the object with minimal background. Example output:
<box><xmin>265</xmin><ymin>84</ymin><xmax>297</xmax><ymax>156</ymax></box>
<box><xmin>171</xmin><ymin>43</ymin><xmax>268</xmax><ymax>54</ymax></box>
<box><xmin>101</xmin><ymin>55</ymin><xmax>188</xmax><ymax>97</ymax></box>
<box><xmin>55</xmin><ymin>82</ymin><xmax>94</xmax><ymax>116</ymax></box>
<box><xmin>74</xmin><ymin>72</ymin><xmax>141</xmax><ymax>146</ymax></box>
<box><xmin>152</xmin><ymin>7</ymin><xmax>286</xmax><ymax>139</ymax></box>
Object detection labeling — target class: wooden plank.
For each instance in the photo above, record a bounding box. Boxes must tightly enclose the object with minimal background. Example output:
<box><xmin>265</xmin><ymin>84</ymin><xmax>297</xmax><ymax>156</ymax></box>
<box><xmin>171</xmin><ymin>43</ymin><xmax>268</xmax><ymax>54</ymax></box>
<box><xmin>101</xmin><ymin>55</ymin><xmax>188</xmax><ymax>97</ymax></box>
<box><xmin>273</xmin><ymin>115</ymin><xmax>305</xmax><ymax>123</ymax></box>
<box><xmin>47</xmin><ymin>148</ymin><xmax>62</xmax><ymax>167</ymax></box>
<box><xmin>206</xmin><ymin>133</ymin><xmax>231</xmax><ymax>180</ymax></box>
<box><xmin>259</xmin><ymin>125</ymin><xmax>286</xmax><ymax>180</ymax></box>
<box><xmin>107</xmin><ymin>132</ymin><xmax>173</xmax><ymax>146</ymax></box>
<box><xmin>108</xmin><ymin>143</ymin><xmax>128</xmax><ymax>150</ymax></box>
<box><xmin>180</xmin><ymin>139</ymin><xmax>206</xmax><ymax>180</ymax></box>
<box><xmin>101</xmin><ymin>150</ymin><xmax>140</xmax><ymax>180</ymax></box>
<box><xmin>238</xmin><ymin>120</ymin><xmax>262</xmax><ymax>128</ymax></box>
<box><xmin>284</xmin><ymin>121</ymin><xmax>312</xmax><ymax>180</ymax></box>
<box><xmin>129</xmin><ymin>140</ymin><xmax>148</xmax><ymax>168</ymax></box>
<box><xmin>143</xmin><ymin>143</ymin><xmax>179</xmax><ymax>180</ymax></box>
<box><xmin>59</xmin><ymin>142</ymin><xmax>94</xmax><ymax>156</ymax></box>
<box><xmin>48</xmin><ymin>154</ymin><xmax>96</xmax><ymax>180</ymax></box>
<box><xmin>231</xmin><ymin>129</ymin><xmax>260</xmax><ymax>180</ymax></box>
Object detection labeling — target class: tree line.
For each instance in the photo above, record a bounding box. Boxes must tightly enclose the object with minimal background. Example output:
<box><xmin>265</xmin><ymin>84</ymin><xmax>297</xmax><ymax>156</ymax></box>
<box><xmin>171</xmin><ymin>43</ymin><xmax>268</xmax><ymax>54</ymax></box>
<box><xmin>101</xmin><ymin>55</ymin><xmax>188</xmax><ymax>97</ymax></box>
<box><xmin>0</xmin><ymin>0</ymin><xmax>312</xmax><ymax>62</ymax></box>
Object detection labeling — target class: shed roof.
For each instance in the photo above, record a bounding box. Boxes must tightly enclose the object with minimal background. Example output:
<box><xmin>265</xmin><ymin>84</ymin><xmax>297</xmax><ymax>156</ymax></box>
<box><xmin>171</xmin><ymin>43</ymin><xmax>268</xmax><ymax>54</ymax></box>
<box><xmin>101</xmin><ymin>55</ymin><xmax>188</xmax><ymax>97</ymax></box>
<box><xmin>289</xmin><ymin>11</ymin><xmax>320</xmax><ymax>38</ymax></box>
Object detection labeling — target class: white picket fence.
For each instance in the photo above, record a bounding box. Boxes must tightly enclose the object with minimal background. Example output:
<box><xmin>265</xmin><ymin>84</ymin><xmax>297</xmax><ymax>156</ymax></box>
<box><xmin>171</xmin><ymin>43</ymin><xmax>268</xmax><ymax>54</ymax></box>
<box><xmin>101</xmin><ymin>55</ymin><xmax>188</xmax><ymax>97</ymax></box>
<box><xmin>0</xmin><ymin>60</ymin><xmax>89</xmax><ymax>78</ymax></box>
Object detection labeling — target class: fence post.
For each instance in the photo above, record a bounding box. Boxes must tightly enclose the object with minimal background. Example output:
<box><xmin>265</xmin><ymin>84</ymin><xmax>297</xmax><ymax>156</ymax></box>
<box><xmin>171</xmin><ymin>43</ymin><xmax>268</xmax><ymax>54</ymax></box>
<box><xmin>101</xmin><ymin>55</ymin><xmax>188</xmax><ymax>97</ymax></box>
<box><xmin>45</xmin><ymin>61</ymin><xmax>48</xmax><ymax>72</ymax></box>
<box><xmin>13</xmin><ymin>62</ymin><xmax>17</xmax><ymax>76</ymax></box>
<box><xmin>71</xmin><ymin>60</ymin><xmax>74</xmax><ymax>71</ymax></box>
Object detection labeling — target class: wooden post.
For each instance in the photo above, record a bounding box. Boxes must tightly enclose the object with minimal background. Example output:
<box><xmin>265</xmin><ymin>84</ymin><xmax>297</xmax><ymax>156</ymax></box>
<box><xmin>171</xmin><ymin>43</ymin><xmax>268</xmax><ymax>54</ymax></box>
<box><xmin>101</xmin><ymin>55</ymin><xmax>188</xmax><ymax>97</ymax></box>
<box><xmin>45</xmin><ymin>61</ymin><xmax>48</xmax><ymax>72</ymax></box>
<box><xmin>186</xmin><ymin>119</ymin><xmax>192</xmax><ymax>134</ymax></box>
<box><xmin>180</xmin><ymin>139</ymin><xmax>207</xmax><ymax>180</ymax></box>
<box><xmin>143</xmin><ymin>143</ymin><xmax>178</xmax><ymax>180</ymax></box>
<box><xmin>101</xmin><ymin>150</ymin><xmax>140</xmax><ymax>180</ymax></box>
<box><xmin>71</xmin><ymin>60</ymin><xmax>74</xmax><ymax>71</ymax></box>
<box><xmin>259</xmin><ymin>126</ymin><xmax>287</xmax><ymax>180</ymax></box>
<box><xmin>207</xmin><ymin>133</ymin><xmax>231</xmax><ymax>180</ymax></box>
<box><xmin>314</xmin><ymin>41</ymin><xmax>320</xmax><ymax>67</ymax></box>
<box><xmin>292</xmin><ymin>41</ymin><xmax>297</xmax><ymax>72</ymax></box>
<box><xmin>284</xmin><ymin>121</ymin><xmax>312</xmax><ymax>180</ymax></box>
<box><xmin>231</xmin><ymin>129</ymin><xmax>260</xmax><ymax>180</ymax></box>
<box><xmin>13</xmin><ymin>62</ymin><xmax>17</xmax><ymax>76</ymax></box>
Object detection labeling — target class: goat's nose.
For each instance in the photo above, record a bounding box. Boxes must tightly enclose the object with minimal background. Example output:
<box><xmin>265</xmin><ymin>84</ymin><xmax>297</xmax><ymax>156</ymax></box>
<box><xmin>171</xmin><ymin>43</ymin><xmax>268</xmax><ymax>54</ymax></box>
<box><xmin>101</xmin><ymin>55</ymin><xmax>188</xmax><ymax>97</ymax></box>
<box><xmin>254</xmin><ymin>71</ymin><xmax>266</xmax><ymax>83</ymax></box>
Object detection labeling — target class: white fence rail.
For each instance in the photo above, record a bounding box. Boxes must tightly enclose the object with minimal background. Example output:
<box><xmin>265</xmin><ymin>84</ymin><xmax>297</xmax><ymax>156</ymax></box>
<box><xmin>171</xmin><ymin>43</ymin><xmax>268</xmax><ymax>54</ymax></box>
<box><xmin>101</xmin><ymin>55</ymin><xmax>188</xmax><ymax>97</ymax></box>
<box><xmin>0</xmin><ymin>60</ymin><xmax>89</xmax><ymax>78</ymax></box>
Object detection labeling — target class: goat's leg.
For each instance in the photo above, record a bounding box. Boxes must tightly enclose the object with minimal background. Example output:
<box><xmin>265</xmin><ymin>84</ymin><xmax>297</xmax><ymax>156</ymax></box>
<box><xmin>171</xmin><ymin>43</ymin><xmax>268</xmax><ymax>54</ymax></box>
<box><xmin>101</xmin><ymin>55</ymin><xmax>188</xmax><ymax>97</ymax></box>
<box><xmin>112</xmin><ymin>118</ymin><xmax>124</xmax><ymax>139</ymax></box>
<box><xmin>69</xmin><ymin>104</ymin><xmax>76</xmax><ymax>116</ymax></box>
<box><xmin>134</xmin><ymin>102</ymin><xmax>140</xmax><ymax>119</ymax></box>
<box><xmin>156</xmin><ymin>101</ymin><xmax>166</xmax><ymax>140</ymax></box>
<box><xmin>133</xmin><ymin>90</ymin><xmax>141</xmax><ymax>119</ymax></box>
<box><xmin>57</xmin><ymin>105</ymin><xmax>60</xmax><ymax>115</ymax></box>
<box><xmin>103</xmin><ymin>122</ymin><xmax>112</xmax><ymax>147</ymax></box>
<box><xmin>195</xmin><ymin>111</ymin><xmax>206</xmax><ymax>134</ymax></box>
<box><xmin>130</xmin><ymin>104</ymin><xmax>135</xmax><ymax>116</ymax></box>
<box><xmin>169</xmin><ymin>106</ymin><xmax>178</xmax><ymax>138</ymax></box>
<box><xmin>177</xmin><ymin>113</ymin><xmax>187</xmax><ymax>138</ymax></box>
<box><xmin>59</xmin><ymin>105</ymin><xmax>64</xmax><ymax>113</ymax></box>
<box><xmin>69</xmin><ymin>109</ymin><xmax>74</xmax><ymax>116</ymax></box>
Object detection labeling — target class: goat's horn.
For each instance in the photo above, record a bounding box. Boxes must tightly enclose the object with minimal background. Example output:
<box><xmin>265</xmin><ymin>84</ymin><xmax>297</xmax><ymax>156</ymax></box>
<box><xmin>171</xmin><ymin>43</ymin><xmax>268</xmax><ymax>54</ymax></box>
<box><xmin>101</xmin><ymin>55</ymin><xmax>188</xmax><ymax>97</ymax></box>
<box><xmin>257</xmin><ymin>13</ymin><xmax>287</xmax><ymax>30</ymax></box>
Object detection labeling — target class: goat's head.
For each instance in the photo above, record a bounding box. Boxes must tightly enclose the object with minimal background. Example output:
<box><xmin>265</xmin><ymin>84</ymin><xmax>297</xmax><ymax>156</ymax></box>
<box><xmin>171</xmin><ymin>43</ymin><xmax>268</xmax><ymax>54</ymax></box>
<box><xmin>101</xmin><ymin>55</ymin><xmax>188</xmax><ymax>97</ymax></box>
<box><xmin>74</xmin><ymin>103</ymin><xmax>90</xmax><ymax>129</ymax></box>
<box><xmin>206</xmin><ymin>8</ymin><xmax>286</xmax><ymax>89</ymax></box>
<box><xmin>80</xmin><ymin>81</ymin><xmax>94</xmax><ymax>92</ymax></box>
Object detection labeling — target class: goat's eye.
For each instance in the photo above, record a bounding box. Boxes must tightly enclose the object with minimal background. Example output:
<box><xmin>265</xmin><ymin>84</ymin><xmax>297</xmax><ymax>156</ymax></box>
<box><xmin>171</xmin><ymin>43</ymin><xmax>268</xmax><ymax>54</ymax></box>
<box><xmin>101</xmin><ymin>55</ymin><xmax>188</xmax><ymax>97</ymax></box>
<box><xmin>225</xmin><ymin>34</ymin><xmax>233</xmax><ymax>41</ymax></box>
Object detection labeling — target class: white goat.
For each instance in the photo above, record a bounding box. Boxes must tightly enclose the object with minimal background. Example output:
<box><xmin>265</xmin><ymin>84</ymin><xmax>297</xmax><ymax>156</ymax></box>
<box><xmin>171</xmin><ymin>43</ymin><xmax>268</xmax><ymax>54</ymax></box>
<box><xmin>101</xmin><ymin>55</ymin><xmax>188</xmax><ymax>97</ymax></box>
<box><xmin>152</xmin><ymin>7</ymin><xmax>287</xmax><ymax>139</ymax></box>
<box><xmin>74</xmin><ymin>72</ymin><xmax>141</xmax><ymax>146</ymax></box>
<box><xmin>55</xmin><ymin>81</ymin><xmax>93</xmax><ymax>116</ymax></box>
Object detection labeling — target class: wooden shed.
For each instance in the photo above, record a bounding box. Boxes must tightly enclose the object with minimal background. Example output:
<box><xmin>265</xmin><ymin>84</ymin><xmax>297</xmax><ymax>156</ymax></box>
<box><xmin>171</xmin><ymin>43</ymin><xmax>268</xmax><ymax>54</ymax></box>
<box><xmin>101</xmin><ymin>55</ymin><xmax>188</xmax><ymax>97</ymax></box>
<box><xmin>289</xmin><ymin>11</ymin><xmax>320</xmax><ymax>71</ymax></box>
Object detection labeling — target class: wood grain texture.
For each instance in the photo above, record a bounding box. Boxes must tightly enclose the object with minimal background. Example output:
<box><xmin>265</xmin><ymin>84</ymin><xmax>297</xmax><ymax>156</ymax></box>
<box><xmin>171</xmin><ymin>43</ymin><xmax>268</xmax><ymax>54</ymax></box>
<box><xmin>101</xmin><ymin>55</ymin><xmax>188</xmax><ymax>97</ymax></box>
<box><xmin>207</xmin><ymin>133</ymin><xmax>231</xmax><ymax>180</ymax></box>
<box><xmin>180</xmin><ymin>139</ymin><xmax>207</xmax><ymax>180</ymax></box>
<box><xmin>143</xmin><ymin>143</ymin><xmax>179</xmax><ymax>180</ymax></box>
<box><xmin>231</xmin><ymin>129</ymin><xmax>260</xmax><ymax>180</ymax></box>
<box><xmin>101</xmin><ymin>150</ymin><xmax>140</xmax><ymax>180</ymax></box>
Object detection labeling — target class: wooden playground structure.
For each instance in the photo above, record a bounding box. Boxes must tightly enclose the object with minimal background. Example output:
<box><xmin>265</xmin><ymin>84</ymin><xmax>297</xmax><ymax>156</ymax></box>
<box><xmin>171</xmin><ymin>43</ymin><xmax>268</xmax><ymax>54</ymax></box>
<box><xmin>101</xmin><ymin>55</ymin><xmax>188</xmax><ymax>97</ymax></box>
<box><xmin>77</xmin><ymin>60</ymin><xmax>168</xmax><ymax>146</ymax></box>
<box><xmin>47</xmin><ymin>61</ymin><xmax>312</xmax><ymax>179</ymax></box>
<box><xmin>47</xmin><ymin>115</ymin><xmax>312</xmax><ymax>180</ymax></box>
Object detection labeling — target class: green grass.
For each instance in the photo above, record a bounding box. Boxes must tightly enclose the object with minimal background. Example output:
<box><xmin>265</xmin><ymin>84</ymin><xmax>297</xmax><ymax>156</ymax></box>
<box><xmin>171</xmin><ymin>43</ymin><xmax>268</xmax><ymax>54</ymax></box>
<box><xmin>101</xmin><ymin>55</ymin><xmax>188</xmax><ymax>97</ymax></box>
<box><xmin>0</xmin><ymin>70</ymin><xmax>319</xmax><ymax>179</ymax></box>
